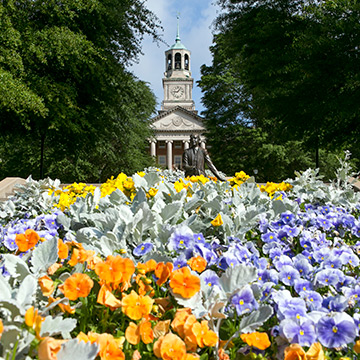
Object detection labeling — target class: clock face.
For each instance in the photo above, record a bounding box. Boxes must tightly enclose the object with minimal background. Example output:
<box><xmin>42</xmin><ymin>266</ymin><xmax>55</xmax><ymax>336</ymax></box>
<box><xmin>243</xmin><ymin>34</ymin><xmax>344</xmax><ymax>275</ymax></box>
<box><xmin>171</xmin><ymin>86</ymin><xmax>184</xmax><ymax>99</ymax></box>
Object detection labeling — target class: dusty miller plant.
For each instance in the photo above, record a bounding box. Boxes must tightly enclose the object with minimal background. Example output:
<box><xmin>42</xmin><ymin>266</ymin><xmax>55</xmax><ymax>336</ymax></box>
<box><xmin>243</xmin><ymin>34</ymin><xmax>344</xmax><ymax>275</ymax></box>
<box><xmin>333</xmin><ymin>150</ymin><xmax>358</xmax><ymax>191</ymax></box>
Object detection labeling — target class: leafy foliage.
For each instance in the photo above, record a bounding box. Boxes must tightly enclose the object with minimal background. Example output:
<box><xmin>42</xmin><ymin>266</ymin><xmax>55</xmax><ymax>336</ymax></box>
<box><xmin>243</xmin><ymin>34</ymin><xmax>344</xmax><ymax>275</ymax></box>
<box><xmin>0</xmin><ymin>0</ymin><xmax>160</xmax><ymax>181</ymax></box>
<box><xmin>199</xmin><ymin>0</ymin><xmax>360</xmax><ymax>179</ymax></box>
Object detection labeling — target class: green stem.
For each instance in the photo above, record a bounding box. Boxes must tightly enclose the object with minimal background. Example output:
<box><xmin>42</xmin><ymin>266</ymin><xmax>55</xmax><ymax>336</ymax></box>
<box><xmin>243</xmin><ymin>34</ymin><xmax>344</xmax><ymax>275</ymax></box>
<box><xmin>80</xmin><ymin>297</ymin><xmax>88</xmax><ymax>333</ymax></box>
<box><xmin>11</xmin><ymin>339</ymin><xmax>19</xmax><ymax>360</ymax></box>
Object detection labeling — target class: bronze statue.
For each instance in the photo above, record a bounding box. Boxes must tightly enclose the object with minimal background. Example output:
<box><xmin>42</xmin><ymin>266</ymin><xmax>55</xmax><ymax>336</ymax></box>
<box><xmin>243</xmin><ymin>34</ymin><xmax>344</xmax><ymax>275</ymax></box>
<box><xmin>182</xmin><ymin>134</ymin><xmax>226</xmax><ymax>181</ymax></box>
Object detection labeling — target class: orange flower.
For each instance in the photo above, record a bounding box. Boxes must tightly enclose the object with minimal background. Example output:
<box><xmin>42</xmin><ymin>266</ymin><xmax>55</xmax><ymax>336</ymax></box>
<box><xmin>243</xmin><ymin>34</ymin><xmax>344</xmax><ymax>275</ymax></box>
<box><xmin>48</xmin><ymin>297</ymin><xmax>76</xmax><ymax>314</ymax></box>
<box><xmin>283</xmin><ymin>344</ymin><xmax>306</xmax><ymax>360</ymax></box>
<box><xmin>144</xmin><ymin>259</ymin><xmax>157</xmax><ymax>272</ymax></box>
<box><xmin>153</xmin><ymin>320</ymin><xmax>171</xmax><ymax>339</ymax></box>
<box><xmin>125</xmin><ymin>320</ymin><xmax>153</xmax><ymax>345</ymax></box>
<box><xmin>15</xmin><ymin>229</ymin><xmax>40</xmax><ymax>252</ymax></box>
<box><xmin>155</xmin><ymin>262</ymin><xmax>174</xmax><ymax>286</ymax></box>
<box><xmin>184</xmin><ymin>354</ymin><xmax>200</xmax><ymax>360</ymax></box>
<box><xmin>38</xmin><ymin>275</ymin><xmax>55</xmax><ymax>297</ymax></box>
<box><xmin>154</xmin><ymin>333</ymin><xmax>187</xmax><ymax>360</ymax></box>
<box><xmin>354</xmin><ymin>340</ymin><xmax>360</xmax><ymax>354</ymax></box>
<box><xmin>125</xmin><ymin>322</ymin><xmax>140</xmax><ymax>345</ymax></box>
<box><xmin>169</xmin><ymin>267</ymin><xmax>201</xmax><ymax>298</ymax></box>
<box><xmin>87</xmin><ymin>255</ymin><xmax>103</xmax><ymax>270</ymax></box>
<box><xmin>122</xmin><ymin>290</ymin><xmax>154</xmax><ymax>320</ymax></box>
<box><xmin>0</xmin><ymin>319</ymin><xmax>3</xmax><ymax>339</ymax></box>
<box><xmin>57</xmin><ymin>239</ymin><xmax>69</xmax><ymax>259</ymax></box>
<box><xmin>38</xmin><ymin>337</ymin><xmax>66</xmax><ymax>360</ymax></box>
<box><xmin>95</xmin><ymin>255</ymin><xmax>135</xmax><ymax>285</ymax></box>
<box><xmin>98</xmin><ymin>334</ymin><xmax>125</xmax><ymax>360</ymax></box>
<box><xmin>153</xmin><ymin>335</ymin><xmax>164</xmax><ymax>358</ymax></box>
<box><xmin>25</xmin><ymin>306</ymin><xmax>44</xmax><ymax>339</ymax></box>
<box><xmin>306</xmin><ymin>343</ymin><xmax>325</xmax><ymax>360</ymax></box>
<box><xmin>171</xmin><ymin>308</ymin><xmax>193</xmax><ymax>338</ymax></box>
<box><xmin>139</xmin><ymin>320</ymin><xmax>154</xmax><ymax>344</ymax></box>
<box><xmin>84</xmin><ymin>332</ymin><xmax>124</xmax><ymax>360</ymax></box>
<box><xmin>68</xmin><ymin>247</ymin><xmax>95</xmax><ymax>267</ymax></box>
<box><xmin>77</xmin><ymin>331</ymin><xmax>90</xmax><ymax>343</ymax></box>
<box><xmin>137</xmin><ymin>259</ymin><xmax>157</xmax><ymax>274</ymax></box>
<box><xmin>47</xmin><ymin>263</ymin><xmax>62</xmax><ymax>275</ymax></box>
<box><xmin>136</xmin><ymin>274</ymin><xmax>154</xmax><ymax>297</ymax></box>
<box><xmin>218</xmin><ymin>348</ymin><xmax>230</xmax><ymax>360</ymax></box>
<box><xmin>58</xmin><ymin>273</ymin><xmax>94</xmax><ymax>301</ymax></box>
<box><xmin>132</xmin><ymin>350</ymin><xmax>142</xmax><ymax>360</ymax></box>
<box><xmin>183</xmin><ymin>314</ymin><xmax>198</xmax><ymax>352</ymax></box>
<box><xmin>240</xmin><ymin>332</ymin><xmax>271</xmax><ymax>351</ymax></box>
<box><xmin>191</xmin><ymin>320</ymin><xmax>218</xmax><ymax>347</ymax></box>
<box><xmin>97</xmin><ymin>284</ymin><xmax>122</xmax><ymax>310</ymax></box>
<box><xmin>187</xmin><ymin>256</ymin><xmax>207</xmax><ymax>273</ymax></box>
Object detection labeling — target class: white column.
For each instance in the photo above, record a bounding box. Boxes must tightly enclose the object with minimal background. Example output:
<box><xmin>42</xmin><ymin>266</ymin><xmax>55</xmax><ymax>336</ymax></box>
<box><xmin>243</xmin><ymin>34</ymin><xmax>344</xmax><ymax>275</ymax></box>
<box><xmin>183</xmin><ymin>141</ymin><xmax>189</xmax><ymax>150</ymax></box>
<box><xmin>166</xmin><ymin>140</ymin><xmax>173</xmax><ymax>170</ymax></box>
<box><xmin>150</xmin><ymin>140</ymin><xmax>156</xmax><ymax>157</ymax></box>
<box><xmin>200</xmin><ymin>141</ymin><xmax>206</xmax><ymax>149</ymax></box>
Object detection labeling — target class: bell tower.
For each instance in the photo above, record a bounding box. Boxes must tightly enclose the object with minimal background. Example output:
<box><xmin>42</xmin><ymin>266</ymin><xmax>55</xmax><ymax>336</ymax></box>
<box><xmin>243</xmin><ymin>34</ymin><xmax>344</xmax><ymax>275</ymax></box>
<box><xmin>161</xmin><ymin>16</ymin><xmax>196</xmax><ymax>112</ymax></box>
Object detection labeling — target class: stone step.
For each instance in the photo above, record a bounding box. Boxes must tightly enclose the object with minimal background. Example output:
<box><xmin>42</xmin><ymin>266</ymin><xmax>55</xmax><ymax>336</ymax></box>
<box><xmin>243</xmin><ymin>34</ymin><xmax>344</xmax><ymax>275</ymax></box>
<box><xmin>349</xmin><ymin>177</ymin><xmax>360</xmax><ymax>192</ymax></box>
<box><xmin>0</xmin><ymin>177</ymin><xmax>27</xmax><ymax>202</ymax></box>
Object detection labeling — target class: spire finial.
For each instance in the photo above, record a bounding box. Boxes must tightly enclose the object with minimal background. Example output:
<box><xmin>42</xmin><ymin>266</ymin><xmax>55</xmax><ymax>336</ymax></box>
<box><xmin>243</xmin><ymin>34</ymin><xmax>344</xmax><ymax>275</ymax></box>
<box><xmin>176</xmin><ymin>12</ymin><xmax>181</xmax><ymax>42</ymax></box>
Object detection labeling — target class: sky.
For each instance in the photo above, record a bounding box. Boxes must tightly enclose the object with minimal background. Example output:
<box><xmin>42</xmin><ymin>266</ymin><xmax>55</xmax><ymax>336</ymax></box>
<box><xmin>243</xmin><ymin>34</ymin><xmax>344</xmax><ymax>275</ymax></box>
<box><xmin>128</xmin><ymin>0</ymin><xmax>221</xmax><ymax>116</ymax></box>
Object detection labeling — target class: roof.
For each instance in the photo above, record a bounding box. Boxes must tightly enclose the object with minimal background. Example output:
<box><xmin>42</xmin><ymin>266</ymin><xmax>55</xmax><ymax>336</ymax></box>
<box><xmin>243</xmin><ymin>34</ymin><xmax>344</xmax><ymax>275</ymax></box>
<box><xmin>151</xmin><ymin>106</ymin><xmax>204</xmax><ymax>123</ymax></box>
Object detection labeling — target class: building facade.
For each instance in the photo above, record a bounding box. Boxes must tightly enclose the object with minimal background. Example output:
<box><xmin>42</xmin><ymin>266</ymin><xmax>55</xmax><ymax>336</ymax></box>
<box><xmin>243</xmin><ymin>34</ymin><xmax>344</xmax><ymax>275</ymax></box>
<box><xmin>149</xmin><ymin>21</ymin><xmax>206</xmax><ymax>170</ymax></box>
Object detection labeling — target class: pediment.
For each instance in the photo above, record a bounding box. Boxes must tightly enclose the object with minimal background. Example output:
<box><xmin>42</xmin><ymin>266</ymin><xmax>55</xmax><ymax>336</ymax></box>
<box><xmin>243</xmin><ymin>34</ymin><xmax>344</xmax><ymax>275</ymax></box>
<box><xmin>151</xmin><ymin>108</ymin><xmax>206</xmax><ymax>132</ymax></box>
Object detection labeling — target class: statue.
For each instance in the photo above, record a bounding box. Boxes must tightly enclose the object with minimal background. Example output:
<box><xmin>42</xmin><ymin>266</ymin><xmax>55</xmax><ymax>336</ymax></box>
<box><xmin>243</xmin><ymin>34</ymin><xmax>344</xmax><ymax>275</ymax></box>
<box><xmin>182</xmin><ymin>134</ymin><xmax>226</xmax><ymax>181</ymax></box>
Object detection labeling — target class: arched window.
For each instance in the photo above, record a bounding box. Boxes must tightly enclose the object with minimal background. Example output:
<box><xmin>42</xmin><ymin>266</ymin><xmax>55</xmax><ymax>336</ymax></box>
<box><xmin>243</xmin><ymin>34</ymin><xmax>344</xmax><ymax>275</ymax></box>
<box><xmin>175</xmin><ymin>53</ymin><xmax>181</xmax><ymax>69</ymax></box>
<box><xmin>167</xmin><ymin>54</ymin><xmax>172</xmax><ymax>70</ymax></box>
<box><xmin>184</xmin><ymin>54</ymin><xmax>189</xmax><ymax>70</ymax></box>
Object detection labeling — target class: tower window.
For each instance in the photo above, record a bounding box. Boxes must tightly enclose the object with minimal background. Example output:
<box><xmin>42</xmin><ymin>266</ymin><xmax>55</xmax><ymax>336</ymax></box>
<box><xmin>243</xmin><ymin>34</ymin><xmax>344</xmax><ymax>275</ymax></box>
<box><xmin>167</xmin><ymin>54</ymin><xmax>172</xmax><ymax>70</ymax></box>
<box><xmin>175</xmin><ymin>53</ymin><xmax>181</xmax><ymax>69</ymax></box>
<box><xmin>185</xmin><ymin>54</ymin><xmax>189</xmax><ymax>70</ymax></box>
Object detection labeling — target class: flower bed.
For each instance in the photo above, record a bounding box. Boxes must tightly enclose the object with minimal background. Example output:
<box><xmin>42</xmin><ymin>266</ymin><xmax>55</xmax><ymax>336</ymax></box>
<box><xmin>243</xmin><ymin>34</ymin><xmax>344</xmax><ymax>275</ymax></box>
<box><xmin>0</xmin><ymin>166</ymin><xmax>360</xmax><ymax>360</ymax></box>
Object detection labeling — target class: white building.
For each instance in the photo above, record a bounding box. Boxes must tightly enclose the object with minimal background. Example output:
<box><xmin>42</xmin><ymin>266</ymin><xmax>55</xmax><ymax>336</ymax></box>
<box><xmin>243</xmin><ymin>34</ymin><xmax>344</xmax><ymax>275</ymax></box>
<box><xmin>149</xmin><ymin>21</ymin><xmax>206</xmax><ymax>170</ymax></box>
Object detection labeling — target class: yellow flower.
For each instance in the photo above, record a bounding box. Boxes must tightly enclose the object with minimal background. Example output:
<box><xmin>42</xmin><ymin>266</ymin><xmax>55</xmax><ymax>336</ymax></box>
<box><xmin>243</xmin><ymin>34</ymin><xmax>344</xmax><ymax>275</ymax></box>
<box><xmin>147</xmin><ymin>188</ymin><xmax>158</xmax><ymax>198</ymax></box>
<box><xmin>211</xmin><ymin>214</ymin><xmax>223</xmax><ymax>227</ymax></box>
<box><xmin>25</xmin><ymin>306</ymin><xmax>44</xmax><ymax>339</ymax></box>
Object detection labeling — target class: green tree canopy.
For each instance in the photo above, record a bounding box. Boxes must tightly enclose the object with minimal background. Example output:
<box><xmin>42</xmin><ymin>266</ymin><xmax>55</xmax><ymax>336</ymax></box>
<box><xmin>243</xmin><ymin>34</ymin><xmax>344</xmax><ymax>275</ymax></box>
<box><xmin>199</xmin><ymin>0</ymin><xmax>360</xmax><ymax>177</ymax></box>
<box><xmin>0</xmin><ymin>0</ymin><xmax>160</xmax><ymax>181</ymax></box>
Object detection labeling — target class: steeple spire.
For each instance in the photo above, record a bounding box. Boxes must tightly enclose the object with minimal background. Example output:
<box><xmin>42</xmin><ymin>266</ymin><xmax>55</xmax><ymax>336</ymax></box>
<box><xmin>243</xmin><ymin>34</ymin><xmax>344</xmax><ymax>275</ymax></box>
<box><xmin>175</xmin><ymin>13</ymin><xmax>181</xmax><ymax>43</ymax></box>
<box><xmin>169</xmin><ymin>13</ymin><xmax>187</xmax><ymax>50</ymax></box>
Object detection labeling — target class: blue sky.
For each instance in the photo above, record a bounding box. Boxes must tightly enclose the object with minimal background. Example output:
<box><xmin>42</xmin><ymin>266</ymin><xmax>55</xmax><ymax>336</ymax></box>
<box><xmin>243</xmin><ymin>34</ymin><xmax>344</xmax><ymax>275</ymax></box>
<box><xmin>129</xmin><ymin>0</ymin><xmax>220</xmax><ymax>115</ymax></box>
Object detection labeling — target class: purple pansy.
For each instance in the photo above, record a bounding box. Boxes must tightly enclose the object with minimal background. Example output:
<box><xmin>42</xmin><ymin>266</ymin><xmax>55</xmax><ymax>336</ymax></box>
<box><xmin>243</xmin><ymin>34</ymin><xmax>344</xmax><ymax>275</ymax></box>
<box><xmin>280</xmin><ymin>317</ymin><xmax>316</xmax><ymax>346</ymax></box>
<box><xmin>301</xmin><ymin>291</ymin><xmax>323</xmax><ymax>311</ymax></box>
<box><xmin>133</xmin><ymin>242</ymin><xmax>153</xmax><ymax>257</ymax></box>
<box><xmin>316</xmin><ymin>312</ymin><xmax>357</xmax><ymax>348</ymax></box>
<box><xmin>168</xmin><ymin>226</ymin><xmax>194</xmax><ymax>252</ymax></box>
<box><xmin>200</xmin><ymin>269</ymin><xmax>220</xmax><ymax>288</ymax></box>
<box><xmin>278</xmin><ymin>265</ymin><xmax>300</xmax><ymax>286</ymax></box>
<box><xmin>232</xmin><ymin>286</ymin><xmax>258</xmax><ymax>315</ymax></box>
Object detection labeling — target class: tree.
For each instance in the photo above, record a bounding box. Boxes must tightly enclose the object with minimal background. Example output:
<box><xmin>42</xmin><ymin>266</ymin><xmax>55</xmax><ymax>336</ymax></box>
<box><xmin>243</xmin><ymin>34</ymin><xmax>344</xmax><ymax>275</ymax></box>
<box><xmin>0</xmin><ymin>0</ymin><xmax>160</xmax><ymax>181</ymax></box>
<box><xmin>199</xmin><ymin>0</ymin><xmax>360</xmax><ymax>174</ymax></box>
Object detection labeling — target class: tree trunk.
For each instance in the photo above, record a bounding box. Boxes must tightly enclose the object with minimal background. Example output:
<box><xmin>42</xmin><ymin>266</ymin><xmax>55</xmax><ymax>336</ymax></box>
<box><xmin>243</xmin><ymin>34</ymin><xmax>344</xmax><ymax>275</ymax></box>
<box><xmin>40</xmin><ymin>133</ymin><xmax>45</xmax><ymax>179</ymax></box>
